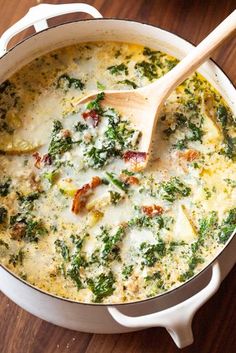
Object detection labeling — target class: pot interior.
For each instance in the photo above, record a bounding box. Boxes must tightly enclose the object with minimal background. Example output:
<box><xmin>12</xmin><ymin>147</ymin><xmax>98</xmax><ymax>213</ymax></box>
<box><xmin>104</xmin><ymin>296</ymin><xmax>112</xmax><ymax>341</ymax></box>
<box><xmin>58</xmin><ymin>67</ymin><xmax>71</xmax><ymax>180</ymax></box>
<box><xmin>0</xmin><ymin>18</ymin><xmax>235</xmax><ymax>305</ymax></box>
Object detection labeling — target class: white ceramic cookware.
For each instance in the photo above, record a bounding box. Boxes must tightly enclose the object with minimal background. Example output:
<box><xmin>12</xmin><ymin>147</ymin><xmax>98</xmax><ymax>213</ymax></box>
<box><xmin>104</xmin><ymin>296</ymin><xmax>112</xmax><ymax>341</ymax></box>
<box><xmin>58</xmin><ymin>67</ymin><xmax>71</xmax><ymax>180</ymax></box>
<box><xmin>0</xmin><ymin>3</ymin><xmax>235</xmax><ymax>349</ymax></box>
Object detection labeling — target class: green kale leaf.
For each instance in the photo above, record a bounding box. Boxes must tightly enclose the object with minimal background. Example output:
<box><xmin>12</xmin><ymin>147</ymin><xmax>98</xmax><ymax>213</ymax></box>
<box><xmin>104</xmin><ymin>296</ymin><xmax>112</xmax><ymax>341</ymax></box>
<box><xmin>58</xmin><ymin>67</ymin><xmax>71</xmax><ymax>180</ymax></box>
<box><xmin>0</xmin><ymin>178</ymin><xmax>11</xmax><ymax>197</ymax></box>
<box><xmin>57</xmin><ymin>74</ymin><xmax>84</xmax><ymax>91</ymax></box>
<box><xmin>159</xmin><ymin>177</ymin><xmax>191</xmax><ymax>202</ymax></box>
<box><xmin>9</xmin><ymin>249</ymin><xmax>24</xmax><ymax>267</ymax></box>
<box><xmin>107</xmin><ymin>63</ymin><xmax>128</xmax><ymax>76</ymax></box>
<box><xmin>140</xmin><ymin>240</ymin><xmax>166</xmax><ymax>267</ymax></box>
<box><xmin>0</xmin><ymin>206</ymin><xmax>8</xmax><ymax>224</ymax></box>
<box><xmin>135</xmin><ymin>61</ymin><xmax>158</xmax><ymax>81</ymax></box>
<box><xmin>218</xmin><ymin>208</ymin><xmax>236</xmax><ymax>244</ymax></box>
<box><xmin>48</xmin><ymin>120</ymin><xmax>73</xmax><ymax>157</ymax></box>
<box><xmin>55</xmin><ymin>239</ymin><xmax>70</xmax><ymax>261</ymax></box>
<box><xmin>87</xmin><ymin>271</ymin><xmax>115</xmax><ymax>302</ymax></box>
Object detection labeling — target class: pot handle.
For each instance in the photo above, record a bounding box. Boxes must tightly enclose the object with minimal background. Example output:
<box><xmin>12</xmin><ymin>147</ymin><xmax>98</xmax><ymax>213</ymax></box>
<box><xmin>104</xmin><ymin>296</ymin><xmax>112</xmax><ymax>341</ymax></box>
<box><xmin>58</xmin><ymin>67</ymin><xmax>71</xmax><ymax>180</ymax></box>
<box><xmin>0</xmin><ymin>3</ymin><xmax>102</xmax><ymax>56</ymax></box>
<box><xmin>108</xmin><ymin>261</ymin><xmax>221</xmax><ymax>348</ymax></box>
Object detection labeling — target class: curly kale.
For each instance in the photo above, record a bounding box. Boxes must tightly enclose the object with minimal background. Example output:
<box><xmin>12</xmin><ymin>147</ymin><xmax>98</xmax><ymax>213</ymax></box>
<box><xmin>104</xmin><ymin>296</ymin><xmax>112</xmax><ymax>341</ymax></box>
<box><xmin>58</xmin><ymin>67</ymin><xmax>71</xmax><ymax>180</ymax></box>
<box><xmin>107</xmin><ymin>63</ymin><xmax>128</xmax><ymax>76</ymax></box>
<box><xmin>135</xmin><ymin>61</ymin><xmax>158</xmax><ymax>81</ymax></box>
<box><xmin>218</xmin><ymin>208</ymin><xmax>236</xmax><ymax>244</ymax></box>
<box><xmin>9</xmin><ymin>249</ymin><xmax>24</xmax><ymax>267</ymax></box>
<box><xmin>0</xmin><ymin>178</ymin><xmax>11</xmax><ymax>197</ymax></box>
<box><xmin>179</xmin><ymin>211</ymin><xmax>219</xmax><ymax>282</ymax></box>
<box><xmin>87</xmin><ymin>271</ymin><xmax>115</xmax><ymax>302</ymax></box>
<box><xmin>48</xmin><ymin>120</ymin><xmax>73</xmax><ymax>157</ymax></box>
<box><xmin>86</xmin><ymin>92</ymin><xmax>105</xmax><ymax>113</ymax></box>
<box><xmin>159</xmin><ymin>177</ymin><xmax>191</xmax><ymax>202</ymax></box>
<box><xmin>100</xmin><ymin>226</ymin><xmax>126</xmax><ymax>261</ymax></box>
<box><xmin>140</xmin><ymin>240</ymin><xmax>166</xmax><ymax>267</ymax></box>
<box><xmin>57</xmin><ymin>74</ymin><xmax>84</xmax><ymax>91</ymax></box>
<box><xmin>0</xmin><ymin>206</ymin><xmax>8</xmax><ymax>224</ymax></box>
<box><xmin>55</xmin><ymin>239</ymin><xmax>70</xmax><ymax>261</ymax></box>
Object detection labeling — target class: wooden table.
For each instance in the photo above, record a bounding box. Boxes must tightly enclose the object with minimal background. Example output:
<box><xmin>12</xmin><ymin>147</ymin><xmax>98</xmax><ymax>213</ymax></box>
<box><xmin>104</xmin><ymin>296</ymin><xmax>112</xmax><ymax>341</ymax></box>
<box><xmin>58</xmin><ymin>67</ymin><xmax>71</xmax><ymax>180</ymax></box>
<box><xmin>0</xmin><ymin>1</ymin><xmax>235</xmax><ymax>352</ymax></box>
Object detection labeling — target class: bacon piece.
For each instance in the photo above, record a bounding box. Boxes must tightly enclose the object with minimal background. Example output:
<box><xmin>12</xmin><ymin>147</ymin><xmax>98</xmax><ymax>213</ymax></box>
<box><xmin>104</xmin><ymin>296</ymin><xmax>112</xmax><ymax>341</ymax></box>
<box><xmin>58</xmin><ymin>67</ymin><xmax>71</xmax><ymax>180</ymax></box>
<box><xmin>142</xmin><ymin>205</ymin><xmax>164</xmax><ymax>217</ymax></box>
<box><xmin>42</xmin><ymin>153</ymin><xmax>52</xmax><ymax>165</ymax></box>
<box><xmin>82</xmin><ymin>112</ymin><xmax>90</xmax><ymax>119</ymax></box>
<box><xmin>123</xmin><ymin>151</ymin><xmax>147</xmax><ymax>172</ymax></box>
<box><xmin>123</xmin><ymin>151</ymin><xmax>147</xmax><ymax>163</ymax></box>
<box><xmin>90</xmin><ymin>176</ymin><xmax>102</xmax><ymax>188</ymax></box>
<box><xmin>120</xmin><ymin>174</ymin><xmax>139</xmax><ymax>185</ymax></box>
<box><xmin>10</xmin><ymin>222</ymin><xmax>26</xmax><ymax>240</ymax></box>
<box><xmin>179</xmin><ymin>149</ymin><xmax>200</xmax><ymax>162</ymax></box>
<box><xmin>126</xmin><ymin>176</ymin><xmax>139</xmax><ymax>185</ymax></box>
<box><xmin>72</xmin><ymin>184</ymin><xmax>90</xmax><ymax>214</ymax></box>
<box><xmin>33</xmin><ymin>152</ymin><xmax>53</xmax><ymax>169</ymax></box>
<box><xmin>72</xmin><ymin>176</ymin><xmax>102</xmax><ymax>214</ymax></box>
<box><xmin>32</xmin><ymin>152</ymin><xmax>42</xmax><ymax>169</ymax></box>
<box><xmin>82</xmin><ymin>110</ymin><xmax>100</xmax><ymax>127</ymax></box>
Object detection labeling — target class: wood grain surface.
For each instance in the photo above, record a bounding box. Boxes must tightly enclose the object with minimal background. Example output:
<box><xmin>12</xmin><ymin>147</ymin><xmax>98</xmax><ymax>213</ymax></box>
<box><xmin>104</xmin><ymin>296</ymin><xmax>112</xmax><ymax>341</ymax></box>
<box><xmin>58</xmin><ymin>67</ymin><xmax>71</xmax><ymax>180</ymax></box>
<box><xmin>0</xmin><ymin>1</ymin><xmax>236</xmax><ymax>353</ymax></box>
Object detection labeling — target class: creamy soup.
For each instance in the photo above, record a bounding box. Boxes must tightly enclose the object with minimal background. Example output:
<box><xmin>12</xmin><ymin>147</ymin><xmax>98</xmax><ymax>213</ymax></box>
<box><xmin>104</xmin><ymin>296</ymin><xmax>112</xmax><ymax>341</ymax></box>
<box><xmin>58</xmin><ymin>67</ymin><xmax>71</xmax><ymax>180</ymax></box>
<box><xmin>0</xmin><ymin>42</ymin><xmax>235</xmax><ymax>303</ymax></box>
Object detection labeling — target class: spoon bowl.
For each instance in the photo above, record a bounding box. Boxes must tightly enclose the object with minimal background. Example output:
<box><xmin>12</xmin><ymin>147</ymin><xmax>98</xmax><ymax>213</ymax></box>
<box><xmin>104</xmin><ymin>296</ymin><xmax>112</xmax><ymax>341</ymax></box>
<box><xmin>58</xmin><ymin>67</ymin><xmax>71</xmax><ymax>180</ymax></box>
<box><xmin>78</xmin><ymin>85</ymin><xmax>166</xmax><ymax>155</ymax></box>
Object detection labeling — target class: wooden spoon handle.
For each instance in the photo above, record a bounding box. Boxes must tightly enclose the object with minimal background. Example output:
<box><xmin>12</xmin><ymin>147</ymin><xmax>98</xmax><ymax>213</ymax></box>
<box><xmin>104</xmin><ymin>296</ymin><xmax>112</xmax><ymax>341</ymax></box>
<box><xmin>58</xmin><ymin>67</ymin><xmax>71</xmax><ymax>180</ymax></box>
<box><xmin>149</xmin><ymin>10</ymin><xmax>236</xmax><ymax>103</ymax></box>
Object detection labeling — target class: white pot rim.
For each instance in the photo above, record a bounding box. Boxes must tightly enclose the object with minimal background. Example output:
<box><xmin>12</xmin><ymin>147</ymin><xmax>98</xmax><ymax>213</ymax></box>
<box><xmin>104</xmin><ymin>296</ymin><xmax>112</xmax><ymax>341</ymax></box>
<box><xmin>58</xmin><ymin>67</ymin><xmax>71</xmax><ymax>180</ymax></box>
<box><xmin>1</xmin><ymin>17</ymin><xmax>235</xmax><ymax>89</ymax></box>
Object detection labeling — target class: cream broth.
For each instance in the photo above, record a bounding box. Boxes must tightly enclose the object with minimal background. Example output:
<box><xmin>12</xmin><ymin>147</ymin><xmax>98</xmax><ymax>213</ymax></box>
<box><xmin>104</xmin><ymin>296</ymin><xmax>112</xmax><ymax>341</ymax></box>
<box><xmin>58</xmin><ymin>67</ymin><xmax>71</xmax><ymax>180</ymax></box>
<box><xmin>0</xmin><ymin>42</ymin><xmax>235</xmax><ymax>303</ymax></box>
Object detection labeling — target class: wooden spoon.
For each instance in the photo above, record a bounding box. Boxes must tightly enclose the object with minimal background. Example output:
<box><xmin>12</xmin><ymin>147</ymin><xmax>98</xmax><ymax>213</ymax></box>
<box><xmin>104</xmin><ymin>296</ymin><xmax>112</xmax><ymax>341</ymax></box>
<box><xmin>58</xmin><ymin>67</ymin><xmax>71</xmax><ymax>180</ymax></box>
<box><xmin>78</xmin><ymin>10</ymin><xmax>236</xmax><ymax>165</ymax></box>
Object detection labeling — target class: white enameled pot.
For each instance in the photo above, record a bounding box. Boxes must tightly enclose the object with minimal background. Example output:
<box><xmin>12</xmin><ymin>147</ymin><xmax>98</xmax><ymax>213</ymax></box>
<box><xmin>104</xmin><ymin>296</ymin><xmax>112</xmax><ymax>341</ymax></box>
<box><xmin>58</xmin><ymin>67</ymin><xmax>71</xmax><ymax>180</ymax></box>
<box><xmin>0</xmin><ymin>3</ymin><xmax>235</xmax><ymax>349</ymax></box>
